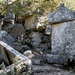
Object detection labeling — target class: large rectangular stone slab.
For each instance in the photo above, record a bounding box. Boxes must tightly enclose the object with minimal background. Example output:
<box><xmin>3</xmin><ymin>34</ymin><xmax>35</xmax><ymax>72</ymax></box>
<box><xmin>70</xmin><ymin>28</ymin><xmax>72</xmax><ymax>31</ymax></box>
<box><xmin>0</xmin><ymin>41</ymin><xmax>31</xmax><ymax>74</ymax></box>
<box><xmin>51</xmin><ymin>21</ymin><xmax>75</xmax><ymax>55</ymax></box>
<box><xmin>48</xmin><ymin>3</ymin><xmax>75</xmax><ymax>64</ymax></box>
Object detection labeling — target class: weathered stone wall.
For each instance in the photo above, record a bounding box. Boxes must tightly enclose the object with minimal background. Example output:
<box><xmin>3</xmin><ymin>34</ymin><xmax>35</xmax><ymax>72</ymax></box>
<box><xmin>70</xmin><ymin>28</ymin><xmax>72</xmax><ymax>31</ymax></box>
<box><xmin>47</xmin><ymin>3</ymin><xmax>75</xmax><ymax>64</ymax></box>
<box><xmin>3</xmin><ymin>13</ymin><xmax>51</xmax><ymax>53</ymax></box>
<box><xmin>52</xmin><ymin>21</ymin><xmax>75</xmax><ymax>55</ymax></box>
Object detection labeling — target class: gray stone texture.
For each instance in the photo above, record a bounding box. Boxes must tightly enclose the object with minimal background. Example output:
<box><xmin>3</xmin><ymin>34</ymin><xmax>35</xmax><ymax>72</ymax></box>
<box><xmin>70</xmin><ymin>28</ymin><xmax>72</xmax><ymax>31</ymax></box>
<box><xmin>44</xmin><ymin>54</ymin><xmax>75</xmax><ymax>64</ymax></box>
<box><xmin>23</xmin><ymin>50</ymin><xmax>32</xmax><ymax>57</ymax></box>
<box><xmin>45</xmin><ymin>25</ymin><xmax>51</xmax><ymax>35</ymax></box>
<box><xmin>35</xmin><ymin>44</ymin><xmax>48</xmax><ymax>51</ymax></box>
<box><xmin>48</xmin><ymin>3</ymin><xmax>75</xmax><ymax>55</ymax></box>
<box><xmin>48</xmin><ymin>3</ymin><xmax>75</xmax><ymax>24</ymax></box>
<box><xmin>4</xmin><ymin>24</ymin><xmax>25</xmax><ymax>39</ymax></box>
<box><xmin>0</xmin><ymin>30</ymin><xmax>14</xmax><ymax>46</ymax></box>
<box><xmin>52</xmin><ymin>19</ymin><xmax>75</xmax><ymax>55</ymax></box>
<box><xmin>48</xmin><ymin>3</ymin><xmax>75</xmax><ymax>64</ymax></box>
<box><xmin>30</xmin><ymin>32</ymin><xmax>42</xmax><ymax>47</ymax></box>
<box><xmin>21</xmin><ymin>45</ymin><xmax>30</xmax><ymax>51</ymax></box>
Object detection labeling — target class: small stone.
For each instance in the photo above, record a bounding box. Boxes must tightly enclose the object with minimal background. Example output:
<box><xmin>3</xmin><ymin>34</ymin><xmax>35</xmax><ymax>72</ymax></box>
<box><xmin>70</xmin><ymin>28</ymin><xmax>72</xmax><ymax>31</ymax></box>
<box><xmin>23</xmin><ymin>50</ymin><xmax>32</xmax><ymax>55</ymax></box>
<box><xmin>23</xmin><ymin>50</ymin><xmax>34</xmax><ymax>58</ymax></box>
<box><xmin>25</xmin><ymin>15</ymin><xmax>36</xmax><ymax>30</ymax></box>
<box><xmin>4</xmin><ymin>24</ymin><xmax>25</xmax><ymax>40</ymax></box>
<box><xmin>45</xmin><ymin>25</ymin><xmax>51</xmax><ymax>35</ymax></box>
<box><xmin>32</xmin><ymin>59</ymin><xmax>42</xmax><ymax>65</ymax></box>
<box><xmin>30</xmin><ymin>32</ymin><xmax>42</xmax><ymax>47</ymax></box>
<box><xmin>21</xmin><ymin>45</ymin><xmax>30</xmax><ymax>51</ymax></box>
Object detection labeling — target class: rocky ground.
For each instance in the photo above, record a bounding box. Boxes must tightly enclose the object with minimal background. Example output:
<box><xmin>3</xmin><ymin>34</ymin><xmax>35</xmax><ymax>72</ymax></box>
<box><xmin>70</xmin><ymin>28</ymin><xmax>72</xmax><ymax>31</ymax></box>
<box><xmin>32</xmin><ymin>65</ymin><xmax>75</xmax><ymax>75</ymax></box>
<box><xmin>22</xmin><ymin>49</ymin><xmax>75</xmax><ymax>75</ymax></box>
<box><xmin>0</xmin><ymin>3</ymin><xmax>75</xmax><ymax>74</ymax></box>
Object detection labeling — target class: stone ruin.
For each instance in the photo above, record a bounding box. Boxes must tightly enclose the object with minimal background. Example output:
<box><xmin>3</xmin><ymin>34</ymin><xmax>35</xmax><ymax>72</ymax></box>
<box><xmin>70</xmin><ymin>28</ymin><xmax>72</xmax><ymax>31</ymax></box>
<box><xmin>0</xmin><ymin>13</ymin><xmax>32</xmax><ymax>75</ymax></box>
<box><xmin>47</xmin><ymin>3</ymin><xmax>75</xmax><ymax>64</ymax></box>
<box><xmin>0</xmin><ymin>41</ymin><xmax>31</xmax><ymax>75</ymax></box>
<box><xmin>1</xmin><ymin>2</ymin><xmax>75</xmax><ymax>74</ymax></box>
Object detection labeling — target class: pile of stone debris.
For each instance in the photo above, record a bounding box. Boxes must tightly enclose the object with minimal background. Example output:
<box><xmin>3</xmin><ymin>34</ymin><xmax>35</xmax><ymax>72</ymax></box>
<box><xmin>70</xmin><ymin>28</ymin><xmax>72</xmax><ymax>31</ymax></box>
<box><xmin>0</xmin><ymin>3</ymin><xmax>75</xmax><ymax>75</ymax></box>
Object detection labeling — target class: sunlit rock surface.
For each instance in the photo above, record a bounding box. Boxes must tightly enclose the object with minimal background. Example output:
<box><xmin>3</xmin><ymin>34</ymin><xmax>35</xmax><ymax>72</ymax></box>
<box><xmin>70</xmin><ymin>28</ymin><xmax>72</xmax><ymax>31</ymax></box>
<box><xmin>48</xmin><ymin>3</ymin><xmax>75</xmax><ymax>64</ymax></box>
<box><xmin>48</xmin><ymin>3</ymin><xmax>75</xmax><ymax>24</ymax></box>
<box><xmin>52</xmin><ymin>21</ymin><xmax>75</xmax><ymax>55</ymax></box>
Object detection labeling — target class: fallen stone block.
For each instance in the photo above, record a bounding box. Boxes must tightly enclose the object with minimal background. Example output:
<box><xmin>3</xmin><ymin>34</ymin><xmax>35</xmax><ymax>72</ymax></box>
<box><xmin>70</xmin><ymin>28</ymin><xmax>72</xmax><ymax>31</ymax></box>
<box><xmin>0</xmin><ymin>41</ymin><xmax>32</xmax><ymax>75</ymax></box>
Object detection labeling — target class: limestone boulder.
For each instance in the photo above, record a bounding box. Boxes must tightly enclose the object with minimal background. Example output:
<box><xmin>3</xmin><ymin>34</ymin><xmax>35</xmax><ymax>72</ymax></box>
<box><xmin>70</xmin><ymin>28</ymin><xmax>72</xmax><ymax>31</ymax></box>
<box><xmin>0</xmin><ymin>30</ymin><xmax>14</xmax><ymax>46</ymax></box>
<box><xmin>12</xmin><ymin>42</ymin><xmax>22</xmax><ymax>52</ymax></box>
<box><xmin>51</xmin><ymin>21</ymin><xmax>75</xmax><ymax>55</ymax></box>
<box><xmin>21</xmin><ymin>45</ymin><xmax>30</xmax><ymax>51</ymax></box>
<box><xmin>23</xmin><ymin>50</ymin><xmax>32</xmax><ymax>56</ymax></box>
<box><xmin>4</xmin><ymin>24</ymin><xmax>25</xmax><ymax>40</ymax></box>
<box><xmin>23</xmin><ymin>50</ymin><xmax>34</xmax><ymax>59</ymax></box>
<box><xmin>42</xmin><ymin>35</ymin><xmax>50</xmax><ymax>42</ymax></box>
<box><xmin>47</xmin><ymin>3</ymin><xmax>75</xmax><ymax>64</ymax></box>
<box><xmin>30</xmin><ymin>32</ymin><xmax>42</xmax><ymax>47</ymax></box>
<box><xmin>32</xmin><ymin>59</ymin><xmax>43</xmax><ymax>65</ymax></box>
<box><xmin>25</xmin><ymin>15</ymin><xmax>36</xmax><ymax>30</ymax></box>
<box><xmin>30</xmin><ymin>32</ymin><xmax>42</xmax><ymax>42</ymax></box>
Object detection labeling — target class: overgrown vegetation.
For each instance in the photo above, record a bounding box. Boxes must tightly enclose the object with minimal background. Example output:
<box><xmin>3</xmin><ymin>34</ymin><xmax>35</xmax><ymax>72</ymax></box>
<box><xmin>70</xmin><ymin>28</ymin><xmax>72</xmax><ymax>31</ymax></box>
<box><xmin>0</xmin><ymin>56</ymin><xmax>32</xmax><ymax>75</ymax></box>
<box><xmin>0</xmin><ymin>0</ymin><xmax>75</xmax><ymax>19</ymax></box>
<box><xmin>0</xmin><ymin>62</ymin><xmax>5</xmax><ymax>70</ymax></box>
